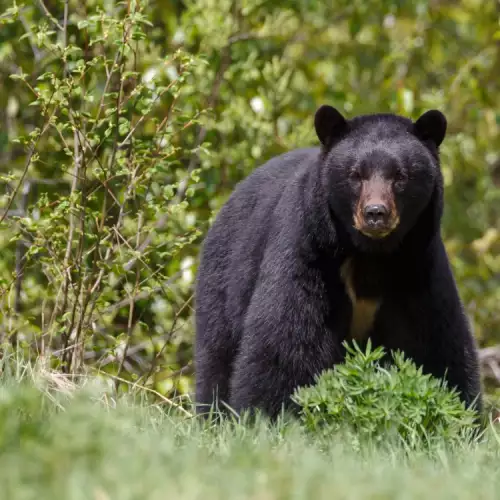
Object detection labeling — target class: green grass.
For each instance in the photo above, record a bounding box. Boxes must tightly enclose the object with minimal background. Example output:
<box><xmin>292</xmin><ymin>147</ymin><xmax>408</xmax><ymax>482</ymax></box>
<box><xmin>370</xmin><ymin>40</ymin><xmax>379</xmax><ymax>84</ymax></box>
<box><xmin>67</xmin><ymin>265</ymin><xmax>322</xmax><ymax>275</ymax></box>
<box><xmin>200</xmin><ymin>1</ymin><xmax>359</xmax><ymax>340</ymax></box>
<box><xmin>1</xmin><ymin>363</ymin><xmax>500</xmax><ymax>500</ymax></box>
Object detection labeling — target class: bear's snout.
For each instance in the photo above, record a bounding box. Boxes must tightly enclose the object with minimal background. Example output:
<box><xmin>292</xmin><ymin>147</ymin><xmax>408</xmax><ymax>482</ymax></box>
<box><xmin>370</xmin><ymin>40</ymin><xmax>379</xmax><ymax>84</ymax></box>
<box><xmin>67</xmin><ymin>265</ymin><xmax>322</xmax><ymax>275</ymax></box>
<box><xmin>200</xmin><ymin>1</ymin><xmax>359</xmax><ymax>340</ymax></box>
<box><xmin>354</xmin><ymin>174</ymin><xmax>400</xmax><ymax>239</ymax></box>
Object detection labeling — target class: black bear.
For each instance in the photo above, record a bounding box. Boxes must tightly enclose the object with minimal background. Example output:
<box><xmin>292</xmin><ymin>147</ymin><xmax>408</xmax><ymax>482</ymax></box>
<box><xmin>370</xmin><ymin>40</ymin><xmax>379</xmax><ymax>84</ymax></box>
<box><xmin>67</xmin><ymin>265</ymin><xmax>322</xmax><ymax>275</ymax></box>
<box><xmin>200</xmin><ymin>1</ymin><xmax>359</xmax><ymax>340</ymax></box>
<box><xmin>194</xmin><ymin>105</ymin><xmax>483</xmax><ymax>419</ymax></box>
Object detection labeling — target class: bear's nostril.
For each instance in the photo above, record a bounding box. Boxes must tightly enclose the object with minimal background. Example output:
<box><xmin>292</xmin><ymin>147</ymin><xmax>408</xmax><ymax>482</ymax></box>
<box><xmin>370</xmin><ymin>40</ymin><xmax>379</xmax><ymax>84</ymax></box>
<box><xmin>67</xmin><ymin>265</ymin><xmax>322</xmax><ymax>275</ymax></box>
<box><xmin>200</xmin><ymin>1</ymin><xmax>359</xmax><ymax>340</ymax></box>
<box><xmin>364</xmin><ymin>204</ymin><xmax>388</xmax><ymax>224</ymax></box>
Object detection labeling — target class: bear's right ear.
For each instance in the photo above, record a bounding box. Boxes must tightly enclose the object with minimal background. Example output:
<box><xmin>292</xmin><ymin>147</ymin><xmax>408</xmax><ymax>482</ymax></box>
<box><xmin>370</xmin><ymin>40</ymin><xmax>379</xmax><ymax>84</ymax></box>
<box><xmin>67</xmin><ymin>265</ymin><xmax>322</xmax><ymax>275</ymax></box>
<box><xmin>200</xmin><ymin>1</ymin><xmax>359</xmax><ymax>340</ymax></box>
<box><xmin>314</xmin><ymin>105</ymin><xmax>348</xmax><ymax>148</ymax></box>
<box><xmin>413</xmin><ymin>110</ymin><xmax>447</xmax><ymax>148</ymax></box>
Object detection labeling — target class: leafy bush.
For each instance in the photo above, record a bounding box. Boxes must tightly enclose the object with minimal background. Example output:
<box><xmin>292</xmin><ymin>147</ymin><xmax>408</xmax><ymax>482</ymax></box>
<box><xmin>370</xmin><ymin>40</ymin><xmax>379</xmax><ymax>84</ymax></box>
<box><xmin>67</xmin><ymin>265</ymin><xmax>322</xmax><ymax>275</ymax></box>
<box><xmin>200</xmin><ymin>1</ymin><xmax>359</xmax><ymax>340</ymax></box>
<box><xmin>292</xmin><ymin>341</ymin><xmax>480</xmax><ymax>448</ymax></box>
<box><xmin>0</xmin><ymin>1</ymin><xmax>204</xmax><ymax>398</ymax></box>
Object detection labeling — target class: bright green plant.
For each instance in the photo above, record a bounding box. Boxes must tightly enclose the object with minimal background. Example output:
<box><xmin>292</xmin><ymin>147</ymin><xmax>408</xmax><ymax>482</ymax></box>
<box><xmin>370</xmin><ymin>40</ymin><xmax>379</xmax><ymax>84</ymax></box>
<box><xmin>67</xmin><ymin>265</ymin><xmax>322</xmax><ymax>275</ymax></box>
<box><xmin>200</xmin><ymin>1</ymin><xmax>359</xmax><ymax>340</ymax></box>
<box><xmin>292</xmin><ymin>341</ymin><xmax>480</xmax><ymax>449</ymax></box>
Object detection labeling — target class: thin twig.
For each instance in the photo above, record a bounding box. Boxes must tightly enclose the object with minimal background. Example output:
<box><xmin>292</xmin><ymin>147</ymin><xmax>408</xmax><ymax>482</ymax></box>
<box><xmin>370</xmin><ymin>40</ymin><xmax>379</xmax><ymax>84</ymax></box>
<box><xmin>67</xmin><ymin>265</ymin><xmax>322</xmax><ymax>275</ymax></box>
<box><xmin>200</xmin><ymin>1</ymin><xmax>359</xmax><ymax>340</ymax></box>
<box><xmin>63</xmin><ymin>0</ymin><xmax>69</xmax><ymax>77</ymax></box>
<box><xmin>12</xmin><ymin>180</ymin><xmax>32</xmax><ymax>347</ymax></box>
<box><xmin>19</xmin><ymin>13</ymin><xmax>43</xmax><ymax>61</ymax></box>
<box><xmin>37</xmin><ymin>0</ymin><xmax>63</xmax><ymax>31</ymax></box>
<box><xmin>57</xmin><ymin>1</ymin><xmax>81</xmax><ymax>366</ymax></box>
<box><xmin>58</xmin><ymin>128</ymin><xmax>81</xmax><ymax>319</ymax></box>
<box><xmin>143</xmin><ymin>295</ymin><xmax>193</xmax><ymax>383</ymax></box>
<box><xmin>101</xmin><ymin>268</ymin><xmax>187</xmax><ymax>314</ymax></box>
<box><xmin>0</xmin><ymin>95</ymin><xmax>60</xmax><ymax>226</ymax></box>
<box><xmin>117</xmin><ymin>77</ymin><xmax>179</xmax><ymax>148</ymax></box>
<box><xmin>0</xmin><ymin>150</ymin><xmax>36</xmax><ymax>226</ymax></box>
<box><xmin>104</xmin><ymin>373</ymin><xmax>193</xmax><ymax>417</ymax></box>
<box><xmin>114</xmin><ymin>174</ymin><xmax>144</xmax><ymax>390</ymax></box>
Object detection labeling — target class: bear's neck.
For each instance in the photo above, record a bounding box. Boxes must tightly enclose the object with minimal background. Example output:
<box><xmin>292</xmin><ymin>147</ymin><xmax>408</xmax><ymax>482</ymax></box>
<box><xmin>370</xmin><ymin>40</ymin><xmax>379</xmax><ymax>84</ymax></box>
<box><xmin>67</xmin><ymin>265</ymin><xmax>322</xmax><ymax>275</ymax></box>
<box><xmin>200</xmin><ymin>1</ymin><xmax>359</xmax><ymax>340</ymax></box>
<box><xmin>397</xmin><ymin>181</ymin><xmax>444</xmax><ymax>259</ymax></box>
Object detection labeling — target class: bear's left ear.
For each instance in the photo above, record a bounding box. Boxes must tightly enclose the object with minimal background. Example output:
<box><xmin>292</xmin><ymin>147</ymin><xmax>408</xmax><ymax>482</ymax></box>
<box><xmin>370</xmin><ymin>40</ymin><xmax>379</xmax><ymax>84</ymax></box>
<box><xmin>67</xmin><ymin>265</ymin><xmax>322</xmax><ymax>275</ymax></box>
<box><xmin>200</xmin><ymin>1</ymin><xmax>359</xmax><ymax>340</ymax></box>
<box><xmin>314</xmin><ymin>105</ymin><xmax>348</xmax><ymax>148</ymax></box>
<box><xmin>413</xmin><ymin>110</ymin><xmax>447</xmax><ymax>147</ymax></box>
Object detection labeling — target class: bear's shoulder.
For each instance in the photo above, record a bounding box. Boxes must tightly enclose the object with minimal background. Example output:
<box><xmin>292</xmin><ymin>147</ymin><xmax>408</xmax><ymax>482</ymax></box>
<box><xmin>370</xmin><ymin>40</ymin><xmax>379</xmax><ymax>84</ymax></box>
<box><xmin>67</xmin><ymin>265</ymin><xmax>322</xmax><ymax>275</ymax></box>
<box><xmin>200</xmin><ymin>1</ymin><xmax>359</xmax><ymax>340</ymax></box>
<box><xmin>211</xmin><ymin>147</ymin><xmax>320</xmax><ymax>226</ymax></box>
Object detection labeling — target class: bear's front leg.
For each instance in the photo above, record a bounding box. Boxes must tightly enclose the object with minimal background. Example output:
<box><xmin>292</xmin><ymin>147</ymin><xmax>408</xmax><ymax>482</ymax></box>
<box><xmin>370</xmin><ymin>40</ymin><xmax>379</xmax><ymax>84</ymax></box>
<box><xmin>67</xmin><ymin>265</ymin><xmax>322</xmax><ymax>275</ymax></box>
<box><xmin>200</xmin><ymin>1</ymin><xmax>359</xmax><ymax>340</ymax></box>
<box><xmin>422</xmin><ymin>298</ymin><xmax>483</xmax><ymax>415</ymax></box>
<box><xmin>228</xmin><ymin>281</ymin><xmax>344</xmax><ymax>419</ymax></box>
<box><xmin>394</xmin><ymin>242</ymin><xmax>483</xmax><ymax>415</ymax></box>
<box><xmin>422</xmin><ymin>246</ymin><xmax>483</xmax><ymax>415</ymax></box>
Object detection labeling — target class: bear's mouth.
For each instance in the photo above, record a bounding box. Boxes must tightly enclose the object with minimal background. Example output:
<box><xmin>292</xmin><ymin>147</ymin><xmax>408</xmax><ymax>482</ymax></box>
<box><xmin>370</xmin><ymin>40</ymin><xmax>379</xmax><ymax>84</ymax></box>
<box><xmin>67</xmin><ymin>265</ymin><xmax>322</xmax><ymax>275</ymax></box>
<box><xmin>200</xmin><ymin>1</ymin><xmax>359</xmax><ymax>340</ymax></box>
<box><xmin>353</xmin><ymin>214</ymin><xmax>400</xmax><ymax>240</ymax></box>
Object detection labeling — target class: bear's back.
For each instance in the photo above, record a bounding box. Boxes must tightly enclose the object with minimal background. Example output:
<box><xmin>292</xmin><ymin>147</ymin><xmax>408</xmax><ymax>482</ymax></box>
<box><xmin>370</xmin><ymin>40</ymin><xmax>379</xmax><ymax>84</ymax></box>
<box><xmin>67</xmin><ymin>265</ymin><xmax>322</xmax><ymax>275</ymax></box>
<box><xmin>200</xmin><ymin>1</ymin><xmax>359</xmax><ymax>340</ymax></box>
<box><xmin>196</xmin><ymin>147</ymin><xmax>320</xmax><ymax>339</ymax></box>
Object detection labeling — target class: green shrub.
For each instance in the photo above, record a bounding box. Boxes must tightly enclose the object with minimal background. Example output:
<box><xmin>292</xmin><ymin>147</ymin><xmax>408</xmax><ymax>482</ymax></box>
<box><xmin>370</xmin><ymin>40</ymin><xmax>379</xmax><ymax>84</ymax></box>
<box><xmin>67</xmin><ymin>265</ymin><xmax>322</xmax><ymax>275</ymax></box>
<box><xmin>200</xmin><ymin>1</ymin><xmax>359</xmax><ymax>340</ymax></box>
<box><xmin>292</xmin><ymin>341</ymin><xmax>480</xmax><ymax>449</ymax></box>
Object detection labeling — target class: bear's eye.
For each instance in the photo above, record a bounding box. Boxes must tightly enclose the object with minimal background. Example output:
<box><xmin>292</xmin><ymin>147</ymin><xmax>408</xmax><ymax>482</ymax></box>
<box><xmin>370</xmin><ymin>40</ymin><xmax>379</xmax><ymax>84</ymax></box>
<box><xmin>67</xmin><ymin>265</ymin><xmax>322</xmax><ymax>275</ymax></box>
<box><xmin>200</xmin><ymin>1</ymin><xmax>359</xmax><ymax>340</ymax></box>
<box><xmin>349</xmin><ymin>171</ymin><xmax>362</xmax><ymax>182</ymax></box>
<box><xmin>394</xmin><ymin>171</ymin><xmax>407</xmax><ymax>183</ymax></box>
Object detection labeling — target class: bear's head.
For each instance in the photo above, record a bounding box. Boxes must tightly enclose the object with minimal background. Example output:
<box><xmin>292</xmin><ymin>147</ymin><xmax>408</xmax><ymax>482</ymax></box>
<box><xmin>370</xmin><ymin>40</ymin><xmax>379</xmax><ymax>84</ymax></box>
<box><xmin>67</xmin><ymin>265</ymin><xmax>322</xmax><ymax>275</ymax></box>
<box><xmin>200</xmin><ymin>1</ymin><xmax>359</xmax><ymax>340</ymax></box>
<box><xmin>315</xmin><ymin>105</ymin><xmax>447</xmax><ymax>253</ymax></box>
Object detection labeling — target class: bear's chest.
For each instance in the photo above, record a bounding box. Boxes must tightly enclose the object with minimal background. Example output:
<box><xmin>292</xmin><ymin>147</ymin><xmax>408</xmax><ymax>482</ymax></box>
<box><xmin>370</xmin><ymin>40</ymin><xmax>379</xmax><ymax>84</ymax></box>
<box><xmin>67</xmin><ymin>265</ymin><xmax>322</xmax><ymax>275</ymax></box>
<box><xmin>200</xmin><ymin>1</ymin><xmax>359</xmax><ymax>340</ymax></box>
<box><xmin>340</xmin><ymin>256</ymin><xmax>387</xmax><ymax>342</ymax></box>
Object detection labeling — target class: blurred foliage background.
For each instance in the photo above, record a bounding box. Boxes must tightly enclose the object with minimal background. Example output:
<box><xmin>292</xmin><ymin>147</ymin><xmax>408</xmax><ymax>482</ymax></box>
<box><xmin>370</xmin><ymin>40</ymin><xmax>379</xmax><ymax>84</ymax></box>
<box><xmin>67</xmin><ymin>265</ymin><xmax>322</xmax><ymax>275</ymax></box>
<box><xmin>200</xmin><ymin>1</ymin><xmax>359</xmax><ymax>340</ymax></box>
<box><xmin>0</xmin><ymin>0</ymin><xmax>499</xmax><ymax>405</ymax></box>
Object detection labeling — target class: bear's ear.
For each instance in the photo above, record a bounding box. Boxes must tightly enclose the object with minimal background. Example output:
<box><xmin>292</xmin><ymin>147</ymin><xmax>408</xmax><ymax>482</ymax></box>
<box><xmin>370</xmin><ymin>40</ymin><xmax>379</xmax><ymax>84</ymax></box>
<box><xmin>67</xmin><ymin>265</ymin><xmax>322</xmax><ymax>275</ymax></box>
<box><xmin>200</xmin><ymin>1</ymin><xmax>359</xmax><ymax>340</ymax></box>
<box><xmin>413</xmin><ymin>110</ymin><xmax>447</xmax><ymax>147</ymax></box>
<box><xmin>314</xmin><ymin>105</ymin><xmax>348</xmax><ymax>148</ymax></box>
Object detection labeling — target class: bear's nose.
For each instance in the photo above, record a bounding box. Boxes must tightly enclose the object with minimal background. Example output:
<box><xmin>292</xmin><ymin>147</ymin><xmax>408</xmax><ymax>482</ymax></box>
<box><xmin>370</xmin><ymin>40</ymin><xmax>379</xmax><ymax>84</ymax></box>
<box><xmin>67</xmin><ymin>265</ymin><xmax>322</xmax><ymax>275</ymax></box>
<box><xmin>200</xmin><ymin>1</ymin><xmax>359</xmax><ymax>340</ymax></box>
<box><xmin>363</xmin><ymin>204</ymin><xmax>388</xmax><ymax>225</ymax></box>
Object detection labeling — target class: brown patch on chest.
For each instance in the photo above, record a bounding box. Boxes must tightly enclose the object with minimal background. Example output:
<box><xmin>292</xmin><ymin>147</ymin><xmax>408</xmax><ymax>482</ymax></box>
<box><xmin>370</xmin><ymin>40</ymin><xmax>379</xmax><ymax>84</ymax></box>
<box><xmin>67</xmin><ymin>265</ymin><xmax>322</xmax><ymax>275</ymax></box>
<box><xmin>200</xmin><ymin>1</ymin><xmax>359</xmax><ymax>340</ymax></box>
<box><xmin>340</xmin><ymin>258</ymin><xmax>381</xmax><ymax>342</ymax></box>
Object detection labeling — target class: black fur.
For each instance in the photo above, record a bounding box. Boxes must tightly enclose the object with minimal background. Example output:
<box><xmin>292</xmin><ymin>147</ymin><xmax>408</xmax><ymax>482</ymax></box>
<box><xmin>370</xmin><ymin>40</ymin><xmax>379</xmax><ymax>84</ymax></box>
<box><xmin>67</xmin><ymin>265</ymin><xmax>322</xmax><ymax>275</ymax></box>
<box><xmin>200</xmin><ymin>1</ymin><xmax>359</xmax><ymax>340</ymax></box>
<box><xmin>194</xmin><ymin>107</ymin><xmax>483</xmax><ymax>419</ymax></box>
